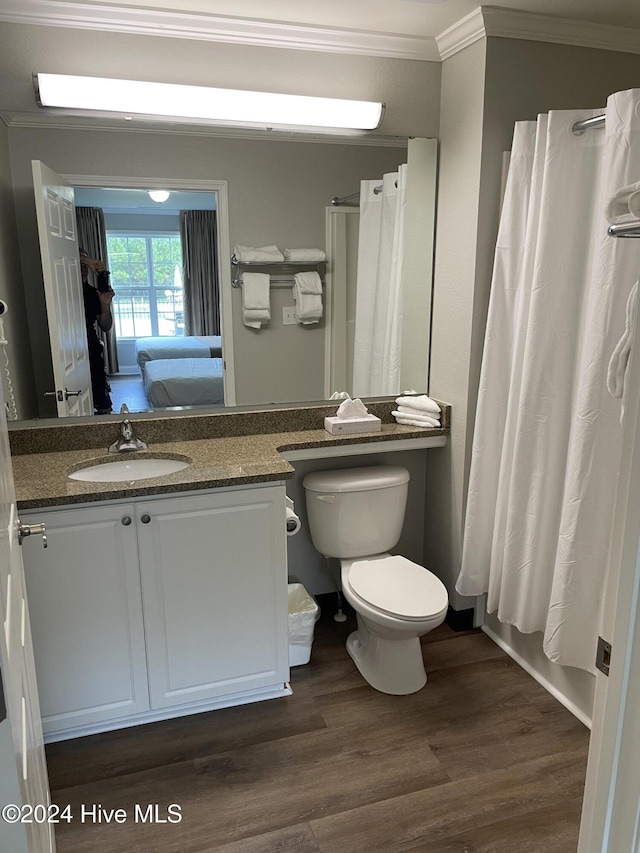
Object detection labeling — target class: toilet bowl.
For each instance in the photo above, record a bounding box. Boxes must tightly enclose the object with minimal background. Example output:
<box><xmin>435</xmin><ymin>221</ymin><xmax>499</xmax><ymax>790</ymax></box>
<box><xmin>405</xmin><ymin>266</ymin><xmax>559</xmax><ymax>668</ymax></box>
<box><xmin>341</xmin><ymin>554</ymin><xmax>448</xmax><ymax>694</ymax></box>
<box><xmin>302</xmin><ymin>465</ymin><xmax>449</xmax><ymax>695</ymax></box>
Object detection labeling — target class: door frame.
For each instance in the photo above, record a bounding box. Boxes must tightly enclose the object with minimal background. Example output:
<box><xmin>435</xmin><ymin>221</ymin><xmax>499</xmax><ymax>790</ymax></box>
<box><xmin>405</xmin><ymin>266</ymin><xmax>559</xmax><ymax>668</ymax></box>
<box><xmin>578</xmin><ymin>283</ymin><xmax>640</xmax><ymax>850</ymax></box>
<box><xmin>63</xmin><ymin>174</ymin><xmax>236</xmax><ymax>406</ymax></box>
<box><xmin>324</xmin><ymin>205</ymin><xmax>359</xmax><ymax>398</ymax></box>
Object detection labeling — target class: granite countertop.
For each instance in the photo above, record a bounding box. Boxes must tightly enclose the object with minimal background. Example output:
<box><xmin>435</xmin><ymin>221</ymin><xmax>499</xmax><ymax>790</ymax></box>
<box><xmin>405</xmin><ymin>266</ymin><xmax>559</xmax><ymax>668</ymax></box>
<box><xmin>13</xmin><ymin>421</ymin><xmax>449</xmax><ymax>510</ymax></box>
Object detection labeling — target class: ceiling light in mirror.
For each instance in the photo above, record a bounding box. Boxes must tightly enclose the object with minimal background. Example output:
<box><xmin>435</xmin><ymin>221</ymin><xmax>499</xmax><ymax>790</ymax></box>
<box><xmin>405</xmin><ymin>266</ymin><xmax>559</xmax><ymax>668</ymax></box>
<box><xmin>35</xmin><ymin>73</ymin><xmax>385</xmax><ymax>131</ymax></box>
<box><xmin>148</xmin><ymin>190</ymin><xmax>170</xmax><ymax>203</ymax></box>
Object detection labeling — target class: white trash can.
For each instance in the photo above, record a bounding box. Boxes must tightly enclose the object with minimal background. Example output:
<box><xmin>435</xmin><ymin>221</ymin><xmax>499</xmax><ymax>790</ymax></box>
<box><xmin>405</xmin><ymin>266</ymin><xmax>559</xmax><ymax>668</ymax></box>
<box><xmin>288</xmin><ymin>583</ymin><xmax>320</xmax><ymax>666</ymax></box>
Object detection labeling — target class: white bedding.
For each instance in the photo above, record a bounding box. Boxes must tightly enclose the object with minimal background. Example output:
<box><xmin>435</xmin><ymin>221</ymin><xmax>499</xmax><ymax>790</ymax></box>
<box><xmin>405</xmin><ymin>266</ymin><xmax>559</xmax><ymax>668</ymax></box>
<box><xmin>135</xmin><ymin>336</ymin><xmax>222</xmax><ymax>370</ymax></box>
<box><xmin>144</xmin><ymin>358</ymin><xmax>225</xmax><ymax>408</ymax></box>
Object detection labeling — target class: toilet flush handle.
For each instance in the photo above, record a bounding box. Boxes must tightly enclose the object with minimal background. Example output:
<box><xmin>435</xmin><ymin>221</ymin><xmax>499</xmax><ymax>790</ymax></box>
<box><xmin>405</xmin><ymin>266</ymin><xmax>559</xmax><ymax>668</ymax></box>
<box><xmin>316</xmin><ymin>495</ymin><xmax>335</xmax><ymax>503</ymax></box>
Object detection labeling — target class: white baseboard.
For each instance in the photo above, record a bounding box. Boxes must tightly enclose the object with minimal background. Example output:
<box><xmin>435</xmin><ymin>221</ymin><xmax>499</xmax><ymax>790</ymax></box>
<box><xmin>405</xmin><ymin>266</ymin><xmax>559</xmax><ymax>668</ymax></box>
<box><xmin>482</xmin><ymin>625</ymin><xmax>592</xmax><ymax>729</ymax></box>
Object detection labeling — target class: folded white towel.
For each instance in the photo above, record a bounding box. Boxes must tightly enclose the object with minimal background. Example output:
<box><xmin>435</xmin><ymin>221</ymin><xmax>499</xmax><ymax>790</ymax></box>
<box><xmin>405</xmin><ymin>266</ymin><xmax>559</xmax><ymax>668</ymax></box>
<box><xmin>293</xmin><ymin>271</ymin><xmax>323</xmax><ymax>295</ymax></box>
<box><xmin>392</xmin><ymin>411</ymin><xmax>440</xmax><ymax>428</ymax></box>
<box><xmin>392</xmin><ymin>414</ymin><xmax>438</xmax><ymax>429</ymax></box>
<box><xmin>241</xmin><ymin>273</ymin><xmax>270</xmax><ymax>328</ymax></box>
<box><xmin>606</xmin><ymin>182</ymin><xmax>640</xmax><ymax>224</ymax></box>
<box><xmin>235</xmin><ymin>244</ymin><xmax>285</xmax><ymax>262</ymax></box>
<box><xmin>293</xmin><ymin>271</ymin><xmax>323</xmax><ymax>324</ymax></box>
<box><xmin>284</xmin><ymin>248</ymin><xmax>326</xmax><ymax>262</ymax></box>
<box><xmin>242</xmin><ymin>273</ymin><xmax>270</xmax><ymax>310</ymax></box>
<box><xmin>395</xmin><ymin>406</ymin><xmax>441</xmax><ymax>425</ymax></box>
<box><xmin>395</xmin><ymin>395</ymin><xmax>441</xmax><ymax>415</ymax></box>
<box><xmin>242</xmin><ymin>308</ymin><xmax>270</xmax><ymax>329</ymax></box>
<box><xmin>608</xmin><ymin>280</ymin><xmax>638</xmax><ymax>416</ymax></box>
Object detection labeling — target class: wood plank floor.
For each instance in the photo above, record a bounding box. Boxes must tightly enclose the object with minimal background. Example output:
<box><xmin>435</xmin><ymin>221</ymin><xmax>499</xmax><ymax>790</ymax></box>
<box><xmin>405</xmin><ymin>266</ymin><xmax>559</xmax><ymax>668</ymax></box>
<box><xmin>108</xmin><ymin>372</ymin><xmax>150</xmax><ymax>414</ymax></box>
<box><xmin>45</xmin><ymin>609</ymin><xmax>590</xmax><ymax>852</ymax></box>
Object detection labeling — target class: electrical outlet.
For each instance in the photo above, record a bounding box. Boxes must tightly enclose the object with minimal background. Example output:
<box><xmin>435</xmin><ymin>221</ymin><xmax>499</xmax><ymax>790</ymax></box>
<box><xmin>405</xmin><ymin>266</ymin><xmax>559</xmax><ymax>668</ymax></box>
<box><xmin>282</xmin><ymin>306</ymin><xmax>297</xmax><ymax>325</ymax></box>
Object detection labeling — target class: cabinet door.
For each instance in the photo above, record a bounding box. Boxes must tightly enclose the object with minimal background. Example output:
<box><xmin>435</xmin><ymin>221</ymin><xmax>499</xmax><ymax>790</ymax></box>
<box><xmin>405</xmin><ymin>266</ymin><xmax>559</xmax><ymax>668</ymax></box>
<box><xmin>21</xmin><ymin>505</ymin><xmax>149</xmax><ymax>736</ymax></box>
<box><xmin>137</xmin><ymin>485</ymin><xmax>289</xmax><ymax>710</ymax></box>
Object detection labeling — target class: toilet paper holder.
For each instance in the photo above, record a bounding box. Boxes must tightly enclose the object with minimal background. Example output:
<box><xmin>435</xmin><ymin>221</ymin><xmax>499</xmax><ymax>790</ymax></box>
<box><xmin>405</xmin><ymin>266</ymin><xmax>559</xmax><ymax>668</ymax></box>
<box><xmin>285</xmin><ymin>496</ymin><xmax>301</xmax><ymax>536</ymax></box>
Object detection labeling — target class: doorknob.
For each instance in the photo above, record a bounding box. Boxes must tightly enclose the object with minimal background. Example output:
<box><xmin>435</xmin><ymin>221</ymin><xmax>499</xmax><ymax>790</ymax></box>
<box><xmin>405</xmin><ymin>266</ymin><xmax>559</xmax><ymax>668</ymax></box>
<box><xmin>44</xmin><ymin>389</ymin><xmax>82</xmax><ymax>402</ymax></box>
<box><xmin>17</xmin><ymin>521</ymin><xmax>47</xmax><ymax>548</ymax></box>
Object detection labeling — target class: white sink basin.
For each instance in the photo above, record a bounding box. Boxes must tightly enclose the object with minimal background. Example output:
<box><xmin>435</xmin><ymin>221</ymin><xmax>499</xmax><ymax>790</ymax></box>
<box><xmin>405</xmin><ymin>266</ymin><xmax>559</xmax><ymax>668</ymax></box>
<box><xmin>68</xmin><ymin>456</ymin><xmax>191</xmax><ymax>483</ymax></box>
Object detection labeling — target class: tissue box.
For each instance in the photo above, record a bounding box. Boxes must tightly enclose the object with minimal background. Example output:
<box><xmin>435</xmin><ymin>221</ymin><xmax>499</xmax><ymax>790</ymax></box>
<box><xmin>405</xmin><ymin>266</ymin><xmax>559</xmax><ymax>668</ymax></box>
<box><xmin>324</xmin><ymin>414</ymin><xmax>382</xmax><ymax>435</ymax></box>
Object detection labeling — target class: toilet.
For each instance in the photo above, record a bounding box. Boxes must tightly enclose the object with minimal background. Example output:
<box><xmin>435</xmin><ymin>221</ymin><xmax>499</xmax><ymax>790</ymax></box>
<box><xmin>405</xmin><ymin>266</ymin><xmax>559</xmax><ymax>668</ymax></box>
<box><xmin>303</xmin><ymin>465</ymin><xmax>448</xmax><ymax>695</ymax></box>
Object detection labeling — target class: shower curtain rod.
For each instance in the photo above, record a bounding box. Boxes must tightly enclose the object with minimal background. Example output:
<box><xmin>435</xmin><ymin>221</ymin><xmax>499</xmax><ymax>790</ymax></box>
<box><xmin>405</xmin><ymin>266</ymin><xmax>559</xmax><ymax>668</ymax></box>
<box><xmin>331</xmin><ymin>179</ymin><xmax>398</xmax><ymax>206</ymax></box>
<box><xmin>570</xmin><ymin>114</ymin><xmax>640</xmax><ymax>237</ymax></box>
<box><xmin>571</xmin><ymin>114</ymin><xmax>605</xmax><ymax>134</ymax></box>
<box><xmin>608</xmin><ymin>221</ymin><xmax>640</xmax><ymax>238</ymax></box>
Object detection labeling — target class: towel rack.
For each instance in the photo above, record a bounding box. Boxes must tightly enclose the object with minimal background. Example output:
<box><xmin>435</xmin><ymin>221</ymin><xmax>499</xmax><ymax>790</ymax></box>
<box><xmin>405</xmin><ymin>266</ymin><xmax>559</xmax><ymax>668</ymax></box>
<box><xmin>231</xmin><ymin>256</ymin><xmax>326</xmax><ymax>287</ymax></box>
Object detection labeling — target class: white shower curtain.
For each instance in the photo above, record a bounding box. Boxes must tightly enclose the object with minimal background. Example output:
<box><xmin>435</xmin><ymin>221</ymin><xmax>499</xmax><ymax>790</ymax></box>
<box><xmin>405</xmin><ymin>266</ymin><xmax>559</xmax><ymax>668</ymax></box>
<box><xmin>456</xmin><ymin>89</ymin><xmax>640</xmax><ymax>673</ymax></box>
<box><xmin>352</xmin><ymin>167</ymin><xmax>407</xmax><ymax>396</ymax></box>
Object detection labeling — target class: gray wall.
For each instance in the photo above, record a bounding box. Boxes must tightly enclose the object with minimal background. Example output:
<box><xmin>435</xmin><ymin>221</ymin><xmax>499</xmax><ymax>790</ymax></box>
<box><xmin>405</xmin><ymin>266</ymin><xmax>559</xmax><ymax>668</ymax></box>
<box><xmin>7</xmin><ymin>127</ymin><xmax>406</xmax><ymax>414</ymax></box>
<box><xmin>425</xmin><ymin>38</ymin><xmax>487</xmax><ymax>609</ymax></box>
<box><xmin>0</xmin><ymin>123</ymin><xmax>35</xmax><ymax>420</ymax></box>
<box><xmin>428</xmin><ymin>37</ymin><xmax>640</xmax><ymax>610</ymax></box>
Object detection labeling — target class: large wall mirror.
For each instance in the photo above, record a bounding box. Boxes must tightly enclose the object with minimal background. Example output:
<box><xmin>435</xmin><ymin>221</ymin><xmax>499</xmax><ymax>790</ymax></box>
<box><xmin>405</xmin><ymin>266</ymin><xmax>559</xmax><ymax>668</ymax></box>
<box><xmin>2</xmin><ymin>122</ymin><xmax>437</xmax><ymax>422</ymax></box>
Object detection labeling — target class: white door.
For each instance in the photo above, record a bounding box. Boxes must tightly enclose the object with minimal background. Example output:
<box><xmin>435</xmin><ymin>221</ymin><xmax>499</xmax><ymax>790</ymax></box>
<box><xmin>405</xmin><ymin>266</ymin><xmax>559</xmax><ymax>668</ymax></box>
<box><xmin>0</xmin><ymin>375</ymin><xmax>55</xmax><ymax>851</ymax></box>
<box><xmin>32</xmin><ymin>161</ymin><xmax>92</xmax><ymax>417</ymax></box>
<box><xmin>578</xmin><ymin>284</ymin><xmax>640</xmax><ymax>851</ymax></box>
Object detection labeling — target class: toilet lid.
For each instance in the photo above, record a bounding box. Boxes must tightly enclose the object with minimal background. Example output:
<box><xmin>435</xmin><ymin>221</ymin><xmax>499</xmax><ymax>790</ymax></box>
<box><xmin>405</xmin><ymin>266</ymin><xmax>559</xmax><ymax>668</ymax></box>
<box><xmin>349</xmin><ymin>556</ymin><xmax>448</xmax><ymax>620</ymax></box>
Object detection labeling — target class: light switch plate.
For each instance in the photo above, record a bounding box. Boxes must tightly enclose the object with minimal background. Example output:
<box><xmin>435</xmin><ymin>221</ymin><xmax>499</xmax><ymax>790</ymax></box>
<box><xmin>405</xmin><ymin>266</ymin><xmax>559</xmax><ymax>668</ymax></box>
<box><xmin>282</xmin><ymin>306</ymin><xmax>297</xmax><ymax>325</ymax></box>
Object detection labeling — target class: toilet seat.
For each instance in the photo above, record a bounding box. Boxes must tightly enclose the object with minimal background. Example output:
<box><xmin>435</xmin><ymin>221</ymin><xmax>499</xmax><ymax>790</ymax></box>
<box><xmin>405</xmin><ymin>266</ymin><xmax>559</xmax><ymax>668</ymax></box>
<box><xmin>349</xmin><ymin>555</ymin><xmax>448</xmax><ymax>621</ymax></box>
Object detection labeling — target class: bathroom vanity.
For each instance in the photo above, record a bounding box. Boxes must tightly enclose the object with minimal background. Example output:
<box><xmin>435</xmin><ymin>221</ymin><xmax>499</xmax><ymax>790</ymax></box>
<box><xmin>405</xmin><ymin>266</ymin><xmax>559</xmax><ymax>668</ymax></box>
<box><xmin>11</xmin><ymin>403</ymin><xmax>449</xmax><ymax>741</ymax></box>
<box><xmin>20</xmin><ymin>484</ymin><xmax>288</xmax><ymax>740</ymax></box>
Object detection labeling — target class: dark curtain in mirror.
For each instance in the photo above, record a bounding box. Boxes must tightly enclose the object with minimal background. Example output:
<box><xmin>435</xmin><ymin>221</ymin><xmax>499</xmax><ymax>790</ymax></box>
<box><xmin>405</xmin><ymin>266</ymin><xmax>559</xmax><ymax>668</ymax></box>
<box><xmin>76</xmin><ymin>206</ymin><xmax>119</xmax><ymax>373</ymax></box>
<box><xmin>180</xmin><ymin>210</ymin><xmax>220</xmax><ymax>335</ymax></box>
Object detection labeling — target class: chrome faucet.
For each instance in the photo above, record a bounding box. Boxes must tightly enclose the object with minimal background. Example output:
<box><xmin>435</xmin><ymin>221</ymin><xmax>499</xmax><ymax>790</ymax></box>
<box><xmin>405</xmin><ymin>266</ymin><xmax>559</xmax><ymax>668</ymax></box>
<box><xmin>109</xmin><ymin>419</ymin><xmax>148</xmax><ymax>453</ymax></box>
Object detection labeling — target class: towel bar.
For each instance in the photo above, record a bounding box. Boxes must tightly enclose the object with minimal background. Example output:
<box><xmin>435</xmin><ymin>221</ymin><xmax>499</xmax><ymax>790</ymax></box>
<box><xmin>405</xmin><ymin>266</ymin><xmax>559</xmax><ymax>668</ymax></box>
<box><xmin>232</xmin><ymin>277</ymin><xmax>325</xmax><ymax>288</ymax></box>
<box><xmin>231</xmin><ymin>255</ymin><xmax>326</xmax><ymax>287</ymax></box>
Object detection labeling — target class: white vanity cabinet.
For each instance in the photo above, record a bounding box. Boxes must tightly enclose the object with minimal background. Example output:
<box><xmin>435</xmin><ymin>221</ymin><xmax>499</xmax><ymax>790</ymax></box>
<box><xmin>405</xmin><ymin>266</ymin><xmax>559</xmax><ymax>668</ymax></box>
<box><xmin>20</xmin><ymin>482</ymin><xmax>290</xmax><ymax>740</ymax></box>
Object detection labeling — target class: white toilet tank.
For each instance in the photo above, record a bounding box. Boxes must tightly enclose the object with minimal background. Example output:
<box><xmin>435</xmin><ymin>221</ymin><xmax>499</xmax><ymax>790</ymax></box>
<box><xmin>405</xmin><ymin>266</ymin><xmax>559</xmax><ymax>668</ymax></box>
<box><xmin>303</xmin><ymin>465</ymin><xmax>410</xmax><ymax>558</ymax></box>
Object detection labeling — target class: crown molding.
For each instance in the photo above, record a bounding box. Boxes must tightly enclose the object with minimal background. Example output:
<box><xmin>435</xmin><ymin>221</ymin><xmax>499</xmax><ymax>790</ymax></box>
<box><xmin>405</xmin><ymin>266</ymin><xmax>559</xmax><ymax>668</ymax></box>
<box><xmin>436</xmin><ymin>5</ymin><xmax>640</xmax><ymax>61</ymax></box>
<box><xmin>436</xmin><ymin>8</ymin><xmax>486</xmax><ymax>61</ymax></box>
<box><xmin>481</xmin><ymin>6</ymin><xmax>640</xmax><ymax>55</ymax></box>
<box><xmin>0</xmin><ymin>0</ymin><xmax>440</xmax><ymax>61</ymax></box>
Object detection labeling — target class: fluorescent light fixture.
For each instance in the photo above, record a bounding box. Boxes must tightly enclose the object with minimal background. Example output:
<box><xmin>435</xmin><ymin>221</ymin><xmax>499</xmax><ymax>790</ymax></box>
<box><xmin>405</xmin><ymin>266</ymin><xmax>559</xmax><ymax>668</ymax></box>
<box><xmin>35</xmin><ymin>73</ymin><xmax>384</xmax><ymax>131</ymax></box>
<box><xmin>148</xmin><ymin>190</ymin><xmax>170</xmax><ymax>203</ymax></box>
